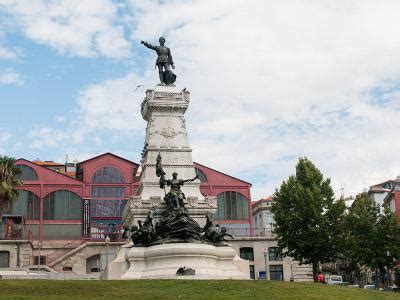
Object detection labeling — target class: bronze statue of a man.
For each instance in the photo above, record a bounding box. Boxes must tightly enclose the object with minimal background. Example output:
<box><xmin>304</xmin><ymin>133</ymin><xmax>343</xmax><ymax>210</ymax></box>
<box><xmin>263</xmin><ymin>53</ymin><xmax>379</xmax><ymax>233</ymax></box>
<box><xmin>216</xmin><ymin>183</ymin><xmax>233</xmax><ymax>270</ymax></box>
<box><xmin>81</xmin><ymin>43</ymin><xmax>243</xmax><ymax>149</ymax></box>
<box><xmin>141</xmin><ymin>37</ymin><xmax>176</xmax><ymax>85</ymax></box>
<box><xmin>165</xmin><ymin>172</ymin><xmax>197</xmax><ymax>209</ymax></box>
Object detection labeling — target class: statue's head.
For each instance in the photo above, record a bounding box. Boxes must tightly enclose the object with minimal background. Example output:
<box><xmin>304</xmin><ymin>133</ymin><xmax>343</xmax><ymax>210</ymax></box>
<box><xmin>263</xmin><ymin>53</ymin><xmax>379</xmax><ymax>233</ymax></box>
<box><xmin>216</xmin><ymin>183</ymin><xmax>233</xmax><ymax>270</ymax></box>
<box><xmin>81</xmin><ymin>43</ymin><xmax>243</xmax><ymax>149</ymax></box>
<box><xmin>172</xmin><ymin>171</ymin><xmax>178</xmax><ymax>179</ymax></box>
<box><xmin>159</xmin><ymin>36</ymin><xmax>165</xmax><ymax>45</ymax></box>
<box><xmin>131</xmin><ymin>225</ymin><xmax>138</xmax><ymax>231</ymax></box>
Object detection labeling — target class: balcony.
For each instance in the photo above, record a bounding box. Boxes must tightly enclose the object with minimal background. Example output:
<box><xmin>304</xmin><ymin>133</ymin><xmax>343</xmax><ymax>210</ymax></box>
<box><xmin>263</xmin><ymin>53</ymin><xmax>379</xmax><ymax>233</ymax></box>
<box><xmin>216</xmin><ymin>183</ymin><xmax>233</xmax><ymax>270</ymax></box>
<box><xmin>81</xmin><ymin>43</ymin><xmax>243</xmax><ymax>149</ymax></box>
<box><xmin>83</xmin><ymin>224</ymin><xmax>126</xmax><ymax>242</ymax></box>
<box><xmin>0</xmin><ymin>227</ymin><xmax>33</xmax><ymax>241</ymax></box>
<box><xmin>225</xmin><ymin>227</ymin><xmax>275</xmax><ymax>238</ymax></box>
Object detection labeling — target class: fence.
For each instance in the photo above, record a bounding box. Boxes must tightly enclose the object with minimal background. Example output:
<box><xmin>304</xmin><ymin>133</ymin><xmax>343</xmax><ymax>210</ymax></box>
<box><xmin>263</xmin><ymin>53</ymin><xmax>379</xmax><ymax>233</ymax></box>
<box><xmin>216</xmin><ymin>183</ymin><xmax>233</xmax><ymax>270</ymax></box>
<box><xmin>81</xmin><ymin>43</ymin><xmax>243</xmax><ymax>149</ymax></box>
<box><xmin>0</xmin><ymin>226</ymin><xmax>33</xmax><ymax>241</ymax></box>
<box><xmin>225</xmin><ymin>227</ymin><xmax>275</xmax><ymax>238</ymax></box>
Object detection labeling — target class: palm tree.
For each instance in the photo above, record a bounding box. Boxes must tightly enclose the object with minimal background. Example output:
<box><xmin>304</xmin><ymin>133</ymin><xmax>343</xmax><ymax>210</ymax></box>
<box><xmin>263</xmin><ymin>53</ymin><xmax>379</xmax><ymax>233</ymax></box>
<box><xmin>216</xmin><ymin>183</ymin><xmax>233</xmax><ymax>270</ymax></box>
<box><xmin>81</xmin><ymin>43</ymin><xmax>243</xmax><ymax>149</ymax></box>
<box><xmin>0</xmin><ymin>156</ymin><xmax>22</xmax><ymax>214</ymax></box>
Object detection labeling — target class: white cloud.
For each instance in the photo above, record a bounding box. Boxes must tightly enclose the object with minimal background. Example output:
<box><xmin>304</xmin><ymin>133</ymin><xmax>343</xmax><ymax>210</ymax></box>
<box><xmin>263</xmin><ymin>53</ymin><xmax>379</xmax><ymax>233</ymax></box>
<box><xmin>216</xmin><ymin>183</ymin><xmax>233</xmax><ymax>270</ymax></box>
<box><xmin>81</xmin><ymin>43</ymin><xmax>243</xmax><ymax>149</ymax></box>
<box><xmin>0</xmin><ymin>68</ymin><xmax>24</xmax><ymax>86</ymax></box>
<box><xmin>54</xmin><ymin>116</ymin><xmax>66</xmax><ymax>123</ymax></box>
<box><xmin>23</xmin><ymin>1</ymin><xmax>400</xmax><ymax>200</ymax></box>
<box><xmin>28</xmin><ymin>126</ymin><xmax>67</xmax><ymax>149</ymax></box>
<box><xmin>0</xmin><ymin>0</ymin><xmax>131</xmax><ymax>59</ymax></box>
<box><xmin>12</xmin><ymin>142</ymin><xmax>22</xmax><ymax>150</ymax></box>
<box><xmin>0</xmin><ymin>44</ymin><xmax>17</xmax><ymax>59</ymax></box>
<box><xmin>27</xmin><ymin>72</ymin><xmax>151</xmax><ymax>148</ymax></box>
<box><xmin>0</xmin><ymin>132</ymin><xmax>12</xmax><ymax>143</ymax></box>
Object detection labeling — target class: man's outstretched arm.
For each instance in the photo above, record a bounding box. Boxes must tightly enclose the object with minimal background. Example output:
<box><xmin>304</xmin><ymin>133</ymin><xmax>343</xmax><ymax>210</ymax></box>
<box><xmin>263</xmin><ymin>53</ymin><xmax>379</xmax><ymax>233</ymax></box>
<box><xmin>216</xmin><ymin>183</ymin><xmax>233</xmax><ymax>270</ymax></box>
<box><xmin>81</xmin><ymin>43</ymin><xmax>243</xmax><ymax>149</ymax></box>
<box><xmin>141</xmin><ymin>41</ymin><xmax>157</xmax><ymax>50</ymax></box>
<box><xmin>182</xmin><ymin>175</ymin><xmax>199</xmax><ymax>183</ymax></box>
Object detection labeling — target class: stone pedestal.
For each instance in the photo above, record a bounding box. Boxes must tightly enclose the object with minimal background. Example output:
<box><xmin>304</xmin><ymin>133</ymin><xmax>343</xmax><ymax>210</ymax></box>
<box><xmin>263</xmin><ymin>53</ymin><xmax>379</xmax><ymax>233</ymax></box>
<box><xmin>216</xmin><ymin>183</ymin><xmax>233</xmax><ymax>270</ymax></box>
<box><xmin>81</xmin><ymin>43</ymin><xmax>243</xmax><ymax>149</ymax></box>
<box><xmin>107</xmin><ymin>84</ymin><xmax>249</xmax><ymax>280</ymax></box>
<box><xmin>109</xmin><ymin>243</ymin><xmax>249</xmax><ymax>280</ymax></box>
<box><xmin>123</xmin><ymin>85</ymin><xmax>217</xmax><ymax>228</ymax></box>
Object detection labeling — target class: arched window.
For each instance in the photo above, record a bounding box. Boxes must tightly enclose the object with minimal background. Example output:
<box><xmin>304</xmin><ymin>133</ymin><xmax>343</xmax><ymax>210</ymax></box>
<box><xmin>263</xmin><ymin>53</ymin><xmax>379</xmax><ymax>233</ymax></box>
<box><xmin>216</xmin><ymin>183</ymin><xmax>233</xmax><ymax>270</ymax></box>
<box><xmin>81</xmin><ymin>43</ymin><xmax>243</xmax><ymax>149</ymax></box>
<box><xmin>16</xmin><ymin>164</ymin><xmax>38</xmax><ymax>181</ymax></box>
<box><xmin>195</xmin><ymin>167</ymin><xmax>207</xmax><ymax>183</ymax></box>
<box><xmin>9</xmin><ymin>190</ymin><xmax>40</xmax><ymax>220</ymax></box>
<box><xmin>216</xmin><ymin>191</ymin><xmax>249</xmax><ymax>220</ymax></box>
<box><xmin>92</xmin><ymin>166</ymin><xmax>125</xmax><ymax>184</ymax></box>
<box><xmin>43</xmin><ymin>191</ymin><xmax>82</xmax><ymax>220</ymax></box>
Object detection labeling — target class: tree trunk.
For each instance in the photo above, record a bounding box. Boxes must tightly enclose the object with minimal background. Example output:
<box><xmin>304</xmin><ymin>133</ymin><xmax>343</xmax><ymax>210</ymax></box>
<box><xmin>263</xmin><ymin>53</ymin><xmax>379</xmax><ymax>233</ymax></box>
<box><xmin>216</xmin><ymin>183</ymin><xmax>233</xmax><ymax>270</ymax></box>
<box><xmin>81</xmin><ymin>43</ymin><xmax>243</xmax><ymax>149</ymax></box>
<box><xmin>312</xmin><ymin>261</ymin><xmax>319</xmax><ymax>282</ymax></box>
<box><xmin>375</xmin><ymin>269</ymin><xmax>379</xmax><ymax>289</ymax></box>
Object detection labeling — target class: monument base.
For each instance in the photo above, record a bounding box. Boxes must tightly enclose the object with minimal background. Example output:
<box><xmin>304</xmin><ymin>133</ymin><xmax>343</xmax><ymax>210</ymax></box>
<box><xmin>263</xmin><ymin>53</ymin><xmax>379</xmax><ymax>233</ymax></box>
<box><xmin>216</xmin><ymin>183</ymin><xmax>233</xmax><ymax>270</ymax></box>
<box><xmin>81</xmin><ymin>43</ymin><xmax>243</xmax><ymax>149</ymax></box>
<box><xmin>108</xmin><ymin>243</ymin><xmax>250</xmax><ymax>280</ymax></box>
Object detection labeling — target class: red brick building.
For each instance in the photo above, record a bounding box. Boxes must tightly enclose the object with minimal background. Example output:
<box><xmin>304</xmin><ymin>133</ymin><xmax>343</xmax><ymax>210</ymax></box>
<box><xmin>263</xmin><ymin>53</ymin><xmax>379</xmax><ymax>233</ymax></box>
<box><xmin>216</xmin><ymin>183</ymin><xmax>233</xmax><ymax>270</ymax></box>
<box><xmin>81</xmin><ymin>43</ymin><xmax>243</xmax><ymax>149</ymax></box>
<box><xmin>1</xmin><ymin>153</ymin><xmax>252</xmax><ymax>244</ymax></box>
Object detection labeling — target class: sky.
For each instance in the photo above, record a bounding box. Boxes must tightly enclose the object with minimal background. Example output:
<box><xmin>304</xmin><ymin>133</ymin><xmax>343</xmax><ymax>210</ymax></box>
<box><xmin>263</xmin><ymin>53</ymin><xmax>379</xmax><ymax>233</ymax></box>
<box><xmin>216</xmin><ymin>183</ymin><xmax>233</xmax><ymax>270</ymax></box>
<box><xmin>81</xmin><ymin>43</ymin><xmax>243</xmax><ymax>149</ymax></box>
<box><xmin>1</xmin><ymin>0</ymin><xmax>400</xmax><ymax>200</ymax></box>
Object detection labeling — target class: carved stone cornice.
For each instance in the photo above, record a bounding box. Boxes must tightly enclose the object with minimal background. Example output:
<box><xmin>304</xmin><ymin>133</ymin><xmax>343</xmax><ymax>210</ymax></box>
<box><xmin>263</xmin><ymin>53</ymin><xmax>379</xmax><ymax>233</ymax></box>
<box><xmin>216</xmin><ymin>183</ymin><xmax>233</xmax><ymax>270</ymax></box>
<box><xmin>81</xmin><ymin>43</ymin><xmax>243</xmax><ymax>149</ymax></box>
<box><xmin>141</xmin><ymin>89</ymin><xmax>190</xmax><ymax>120</ymax></box>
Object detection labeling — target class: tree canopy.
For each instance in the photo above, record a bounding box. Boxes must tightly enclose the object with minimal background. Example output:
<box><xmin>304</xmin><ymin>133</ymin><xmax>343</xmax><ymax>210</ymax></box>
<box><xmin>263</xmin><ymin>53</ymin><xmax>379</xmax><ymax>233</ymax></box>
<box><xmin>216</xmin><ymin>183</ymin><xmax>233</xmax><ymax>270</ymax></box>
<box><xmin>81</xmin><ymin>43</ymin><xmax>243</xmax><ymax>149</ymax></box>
<box><xmin>272</xmin><ymin>157</ymin><xmax>345</xmax><ymax>281</ymax></box>
<box><xmin>343</xmin><ymin>193</ymin><xmax>400</xmax><ymax>287</ymax></box>
<box><xmin>0</xmin><ymin>155</ymin><xmax>22</xmax><ymax>214</ymax></box>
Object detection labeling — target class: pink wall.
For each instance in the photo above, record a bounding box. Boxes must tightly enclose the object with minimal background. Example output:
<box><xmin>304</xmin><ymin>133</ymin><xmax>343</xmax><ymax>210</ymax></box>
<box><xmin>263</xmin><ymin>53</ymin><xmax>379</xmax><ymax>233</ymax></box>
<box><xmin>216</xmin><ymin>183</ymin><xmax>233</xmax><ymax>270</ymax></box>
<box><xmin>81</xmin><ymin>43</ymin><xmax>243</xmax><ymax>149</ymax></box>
<box><xmin>13</xmin><ymin>154</ymin><xmax>254</xmax><ymax>242</ymax></box>
<box><xmin>195</xmin><ymin>162</ymin><xmax>252</xmax><ymax>228</ymax></box>
<box><xmin>76</xmin><ymin>153</ymin><xmax>139</xmax><ymax>198</ymax></box>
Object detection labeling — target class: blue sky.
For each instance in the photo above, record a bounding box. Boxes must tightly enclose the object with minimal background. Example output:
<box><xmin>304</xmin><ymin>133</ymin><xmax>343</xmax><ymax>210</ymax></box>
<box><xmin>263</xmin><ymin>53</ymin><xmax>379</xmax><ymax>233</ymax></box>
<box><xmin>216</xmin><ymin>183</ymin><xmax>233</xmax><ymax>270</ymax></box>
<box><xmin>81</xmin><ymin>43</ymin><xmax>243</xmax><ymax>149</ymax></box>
<box><xmin>1</xmin><ymin>1</ymin><xmax>400</xmax><ymax>200</ymax></box>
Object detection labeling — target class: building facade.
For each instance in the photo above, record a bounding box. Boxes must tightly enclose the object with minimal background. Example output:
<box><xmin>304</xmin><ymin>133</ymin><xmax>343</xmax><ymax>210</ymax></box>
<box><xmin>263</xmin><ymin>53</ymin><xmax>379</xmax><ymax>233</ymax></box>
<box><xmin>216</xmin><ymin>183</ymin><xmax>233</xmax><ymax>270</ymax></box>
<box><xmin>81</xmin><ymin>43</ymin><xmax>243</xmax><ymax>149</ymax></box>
<box><xmin>251</xmin><ymin>197</ymin><xmax>274</xmax><ymax>237</ymax></box>
<box><xmin>368</xmin><ymin>177</ymin><xmax>400</xmax><ymax>213</ymax></box>
<box><xmin>1</xmin><ymin>152</ymin><xmax>256</xmax><ymax>276</ymax></box>
<box><xmin>383</xmin><ymin>185</ymin><xmax>400</xmax><ymax>224</ymax></box>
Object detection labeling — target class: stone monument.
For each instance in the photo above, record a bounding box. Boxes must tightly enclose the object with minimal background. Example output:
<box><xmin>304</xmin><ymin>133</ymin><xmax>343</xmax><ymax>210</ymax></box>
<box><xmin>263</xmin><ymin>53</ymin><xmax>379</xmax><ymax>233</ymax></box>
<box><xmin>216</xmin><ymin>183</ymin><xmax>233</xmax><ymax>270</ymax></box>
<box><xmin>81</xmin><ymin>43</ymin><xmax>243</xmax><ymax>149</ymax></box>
<box><xmin>107</xmin><ymin>38</ymin><xmax>249</xmax><ymax>280</ymax></box>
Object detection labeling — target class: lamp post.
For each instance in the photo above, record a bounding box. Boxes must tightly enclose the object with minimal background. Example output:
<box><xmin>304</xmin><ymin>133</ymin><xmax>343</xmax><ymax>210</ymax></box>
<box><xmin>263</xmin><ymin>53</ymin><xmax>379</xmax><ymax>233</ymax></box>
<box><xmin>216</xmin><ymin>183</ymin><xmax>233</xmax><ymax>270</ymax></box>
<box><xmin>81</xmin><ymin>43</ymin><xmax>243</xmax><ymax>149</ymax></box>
<box><xmin>105</xmin><ymin>235</ymin><xmax>110</xmax><ymax>280</ymax></box>
<box><xmin>290</xmin><ymin>259</ymin><xmax>294</xmax><ymax>282</ymax></box>
<box><xmin>264</xmin><ymin>249</ymin><xmax>268</xmax><ymax>281</ymax></box>
<box><xmin>37</xmin><ymin>241</ymin><xmax>42</xmax><ymax>271</ymax></box>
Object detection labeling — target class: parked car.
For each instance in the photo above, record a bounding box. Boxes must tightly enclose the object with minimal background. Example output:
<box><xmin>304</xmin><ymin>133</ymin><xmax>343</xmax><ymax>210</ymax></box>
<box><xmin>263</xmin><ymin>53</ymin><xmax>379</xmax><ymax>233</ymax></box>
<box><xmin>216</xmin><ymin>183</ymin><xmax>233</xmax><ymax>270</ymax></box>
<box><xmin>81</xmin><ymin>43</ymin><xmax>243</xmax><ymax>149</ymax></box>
<box><xmin>327</xmin><ymin>275</ymin><xmax>343</xmax><ymax>285</ymax></box>
<box><xmin>364</xmin><ymin>285</ymin><xmax>375</xmax><ymax>290</ymax></box>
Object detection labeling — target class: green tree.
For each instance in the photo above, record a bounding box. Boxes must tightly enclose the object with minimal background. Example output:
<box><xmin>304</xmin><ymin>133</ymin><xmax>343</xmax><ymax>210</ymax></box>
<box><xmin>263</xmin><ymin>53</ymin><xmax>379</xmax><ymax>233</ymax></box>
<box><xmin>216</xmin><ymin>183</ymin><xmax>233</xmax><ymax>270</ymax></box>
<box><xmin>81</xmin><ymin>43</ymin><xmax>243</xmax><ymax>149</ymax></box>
<box><xmin>344</xmin><ymin>193</ymin><xmax>400</xmax><ymax>288</ymax></box>
<box><xmin>271</xmin><ymin>157</ymin><xmax>346</xmax><ymax>282</ymax></box>
<box><xmin>0</xmin><ymin>155</ymin><xmax>22</xmax><ymax>214</ymax></box>
<box><xmin>395</xmin><ymin>266</ymin><xmax>400</xmax><ymax>287</ymax></box>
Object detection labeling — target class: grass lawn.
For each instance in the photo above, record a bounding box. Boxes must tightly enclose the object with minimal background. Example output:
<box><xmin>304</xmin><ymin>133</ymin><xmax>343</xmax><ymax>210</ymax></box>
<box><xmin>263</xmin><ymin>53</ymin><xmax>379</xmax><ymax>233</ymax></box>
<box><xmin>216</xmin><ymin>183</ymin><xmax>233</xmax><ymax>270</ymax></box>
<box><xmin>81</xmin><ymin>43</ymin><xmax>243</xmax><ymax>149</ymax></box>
<box><xmin>0</xmin><ymin>280</ymin><xmax>398</xmax><ymax>300</ymax></box>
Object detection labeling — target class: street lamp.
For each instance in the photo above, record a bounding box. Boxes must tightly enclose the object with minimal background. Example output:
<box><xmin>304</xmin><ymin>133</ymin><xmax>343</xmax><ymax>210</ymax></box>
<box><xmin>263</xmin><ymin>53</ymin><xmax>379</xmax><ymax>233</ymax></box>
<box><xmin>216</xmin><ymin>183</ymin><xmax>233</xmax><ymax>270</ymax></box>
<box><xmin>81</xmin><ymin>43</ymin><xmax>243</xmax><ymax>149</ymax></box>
<box><xmin>263</xmin><ymin>249</ymin><xmax>268</xmax><ymax>281</ymax></box>
<box><xmin>37</xmin><ymin>241</ymin><xmax>42</xmax><ymax>271</ymax></box>
<box><xmin>290</xmin><ymin>259</ymin><xmax>294</xmax><ymax>282</ymax></box>
<box><xmin>105</xmin><ymin>235</ymin><xmax>110</xmax><ymax>280</ymax></box>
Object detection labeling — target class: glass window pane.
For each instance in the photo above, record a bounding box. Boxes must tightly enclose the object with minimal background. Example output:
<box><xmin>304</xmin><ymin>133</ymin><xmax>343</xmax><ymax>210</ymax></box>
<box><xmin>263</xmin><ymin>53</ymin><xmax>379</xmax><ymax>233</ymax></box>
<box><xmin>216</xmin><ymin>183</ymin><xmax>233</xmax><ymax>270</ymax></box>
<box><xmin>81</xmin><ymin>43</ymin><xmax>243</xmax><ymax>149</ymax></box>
<box><xmin>33</xmin><ymin>195</ymin><xmax>40</xmax><ymax>220</ymax></box>
<box><xmin>10</xmin><ymin>190</ymin><xmax>27</xmax><ymax>217</ymax></box>
<box><xmin>225</xmin><ymin>192</ymin><xmax>231</xmax><ymax>219</ymax></box>
<box><xmin>231</xmin><ymin>192</ymin><xmax>237</xmax><ymax>219</ymax></box>
<box><xmin>16</xmin><ymin>165</ymin><xmax>39</xmax><ymax>181</ymax></box>
<box><xmin>69</xmin><ymin>193</ymin><xmax>82</xmax><ymax>220</ymax></box>
<box><xmin>243</xmin><ymin>197</ymin><xmax>249</xmax><ymax>219</ymax></box>
<box><xmin>92</xmin><ymin>166</ymin><xmax>125</xmax><ymax>183</ymax></box>
<box><xmin>54</xmin><ymin>191</ymin><xmax>68</xmax><ymax>220</ymax></box>
<box><xmin>270</xmin><ymin>265</ymin><xmax>283</xmax><ymax>281</ymax></box>
<box><xmin>217</xmin><ymin>193</ymin><xmax>225</xmax><ymax>219</ymax></box>
<box><xmin>239</xmin><ymin>247</ymin><xmax>254</xmax><ymax>261</ymax></box>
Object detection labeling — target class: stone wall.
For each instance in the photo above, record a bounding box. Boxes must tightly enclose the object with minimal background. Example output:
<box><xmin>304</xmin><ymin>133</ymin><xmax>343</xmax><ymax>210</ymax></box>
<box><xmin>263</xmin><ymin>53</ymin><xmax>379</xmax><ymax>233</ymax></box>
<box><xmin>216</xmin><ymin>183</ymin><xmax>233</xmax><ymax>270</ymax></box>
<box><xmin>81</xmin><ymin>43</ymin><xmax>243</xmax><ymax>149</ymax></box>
<box><xmin>50</xmin><ymin>242</ymin><xmax>123</xmax><ymax>274</ymax></box>
<box><xmin>0</xmin><ymin>240</ymin><xmax>32</xmax><ymax>268</ymax></box>
<box><xmin>229</xmin><ymin>238</ymin><xmax>313</xmax><ymax>282</ymax></box>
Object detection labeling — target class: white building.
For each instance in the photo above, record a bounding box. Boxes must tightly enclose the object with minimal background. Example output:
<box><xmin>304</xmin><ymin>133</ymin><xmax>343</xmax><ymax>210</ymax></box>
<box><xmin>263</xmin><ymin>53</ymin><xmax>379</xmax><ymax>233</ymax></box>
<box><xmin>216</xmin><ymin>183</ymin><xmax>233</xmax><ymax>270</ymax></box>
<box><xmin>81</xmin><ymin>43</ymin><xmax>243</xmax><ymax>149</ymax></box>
<box><xmin>252</xmin><ymin>197</ymin><xmax>274</xmax><ymax>237</ymax></box>
<box><xmin>368</xmin><ymin>177</ymin><xmax>400</xmax><ymax>212</ymax></box>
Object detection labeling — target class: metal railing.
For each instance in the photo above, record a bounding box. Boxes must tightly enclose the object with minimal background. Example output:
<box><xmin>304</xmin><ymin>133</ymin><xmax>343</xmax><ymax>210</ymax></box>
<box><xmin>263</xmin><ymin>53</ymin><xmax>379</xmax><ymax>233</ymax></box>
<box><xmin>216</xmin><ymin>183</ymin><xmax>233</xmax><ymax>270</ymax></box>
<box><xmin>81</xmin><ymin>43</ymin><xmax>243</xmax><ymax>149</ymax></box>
<box><xmin>83</xmin><ymin>224</ymin><xmax>126</xmax><ymax>242</ymax></box>
<box><xmin>225</xmin><ymin>227</ymin><xmax>275</xmax><ymax>238</ymax></box>
<box><xmin>0</xmin><ymin>227</ymin><xmax>33</xmax><ymax>241</ymax></box>
<box><xmin>45</xmin><ymin>238</ymin><xmax>85</xmax><ymax>265</ymax></box>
